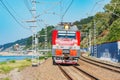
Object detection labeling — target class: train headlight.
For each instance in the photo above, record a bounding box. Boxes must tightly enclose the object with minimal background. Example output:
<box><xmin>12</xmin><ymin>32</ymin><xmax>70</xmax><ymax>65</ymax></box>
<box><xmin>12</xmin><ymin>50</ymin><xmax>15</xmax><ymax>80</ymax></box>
<box><xmin>56</xmin><ymin>44</ymin><xmax>60</xmax><ymax>48</ymax></box>
<box><xmin>74</xmin><ymin>44</ymin><xmax>77</xmax><ymax>46</ymax></box>
<box><xmin>56</xmin><ymin>44</ymin><xmax>59</xmax><ymax>46</ymax></box>
<box><xmin>73</xmin><ymin>44</ymin><xmax>77</xmax><ymax>48</ymax></box>
<box><xmin>64</xmin><ymin>24</ymin><xmax>69</xmax><ymax>30</ymax></box>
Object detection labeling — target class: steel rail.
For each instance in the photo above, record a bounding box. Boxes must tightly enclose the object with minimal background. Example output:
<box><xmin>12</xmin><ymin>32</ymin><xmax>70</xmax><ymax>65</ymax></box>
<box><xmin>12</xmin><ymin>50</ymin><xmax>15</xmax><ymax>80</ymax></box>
<box><xmin>58</xmin><ymin>65</ymin><xmax>73</xmax><ymax>80</ymax></box>
<box><xmin>80</xmin><ymin>56</ymin><xmax>120</xmax><ymax>73</ymax></box>
<box><xmin>73</xmin><ymin>66</ymin><xmax>99</xmax><ymax>80</ymax></box>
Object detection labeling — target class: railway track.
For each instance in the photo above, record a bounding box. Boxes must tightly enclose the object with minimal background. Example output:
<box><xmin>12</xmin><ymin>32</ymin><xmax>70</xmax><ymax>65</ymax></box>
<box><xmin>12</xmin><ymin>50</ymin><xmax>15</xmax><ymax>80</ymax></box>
<box><xmin>57</xmin><ymin>55</ymin><xmax>120</xmax><ymax>80</ymax></box>
<box><xmin>80</xmin><ymin>55</ymin><xmax>120</xmax><ymax>73</ymax></box>
<box><xmin>58</xmin><ymin>65</ymin><xmax>73</xmax><ymax>80</ymax></box>
<box><xmin>58</xmin><ymin>64</ymin><xmax>99</xmax><ymax>80</ymax></box>
<box><xmin>73</xmin><ymin>66</ymin><xmax>99</xmax><ymax>80</ymax></box>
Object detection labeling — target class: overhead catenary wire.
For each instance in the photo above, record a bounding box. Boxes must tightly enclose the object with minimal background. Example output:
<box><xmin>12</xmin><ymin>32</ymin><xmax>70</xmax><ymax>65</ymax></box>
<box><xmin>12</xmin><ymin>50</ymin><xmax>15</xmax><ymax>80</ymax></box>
<box><xmin>4</xmin><ymin>0</ymin><xmax>22</xmax><ymax>20</ymax></box>
<box><xmin>34</xmin><ymin>1</ymin><xmax>59</xmax><ymax>4</ymax></box>
<box><xmin>0</xmin><ymin>0</ymin><xmax>30</xmax><ymax>30</ymax></box>
<box><xmin>4</xmin><ymin>0</ymin><xmax>30</xmax><ymax>29</ymax></box>
<box><xmin>35</xmin><ymin>1</ymin><xmax>60</xmax><ymax>18</ymax></box>
<box><xmin>0</xmin><ymin>1</ymin><xmax>5</xmax><ymax>9</ymax></box>
<box><xmin>35</xmin><ymin>0</ymin><xmax>62</xmax><ymax>28</ymax></box>
<box><xmin>60</xmin><ymin>0</ymin><xmax>63</xmax><ymax>22</ymax></box>
<box><xmin>88</xmin><ymin>0</ymin><xmax>105</xmax><ymax>16</ymax></box>
<box><xmin>24</xmin><ymin>0</ymin><xmax>33</xmax><ymax>16</ymax></box>
<box><xmin>61</xmin><ymin>0</ymin><xmax>74</xmax><ymax>22</ymax></box>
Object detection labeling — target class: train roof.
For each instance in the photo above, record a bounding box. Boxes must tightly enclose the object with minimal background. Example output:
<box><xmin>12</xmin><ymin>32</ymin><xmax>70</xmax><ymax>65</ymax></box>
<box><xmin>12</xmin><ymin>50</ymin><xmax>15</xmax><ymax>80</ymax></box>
<box><xmin>54</xmin><ymin>25</ymin><xmax>79</xmax><ymax>31</ymax></box>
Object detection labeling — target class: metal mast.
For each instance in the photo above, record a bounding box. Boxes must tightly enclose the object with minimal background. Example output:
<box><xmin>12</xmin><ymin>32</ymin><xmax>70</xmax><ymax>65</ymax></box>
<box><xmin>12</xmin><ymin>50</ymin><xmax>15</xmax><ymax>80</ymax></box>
<box><xmin>89</xmin><ymin>29</ymin><xmax>91</xmax><ymax>53</ymax></box>
<box><xmin>31</xmin><ymin>0</ymin><xmax>37</xmax><ymax>54</ymax></box>
<box><xmin>44</xmin><ymin>25</ymin><xmax>48</xmax><ymax>52</ymax></box>
<box><xmin>93</xmin><ymin>20</ymin><xmax>97</xmax><ymax>57</ymax></box>
<box><xmin>26</xmin><ymin>0</ymin><xmax>39</xmax><ymax>66</ymax></box>
<box><xmin>31</xmin><ymin>0</ymin><xmax>39</xmax><ymax>65</ymax></box>
<box><xmin>26</xmin><ymin>0</ymin><xmax>37</xmax><ymax>51</ymax></box>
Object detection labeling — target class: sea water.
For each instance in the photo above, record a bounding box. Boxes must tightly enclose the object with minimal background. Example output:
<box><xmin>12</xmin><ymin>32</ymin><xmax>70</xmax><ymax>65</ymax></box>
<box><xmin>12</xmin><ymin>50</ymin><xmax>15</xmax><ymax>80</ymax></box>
<box><xmin>0</xmin><ymin>56</ymin><xmax>32</xmax><ymax>62</ymax></box>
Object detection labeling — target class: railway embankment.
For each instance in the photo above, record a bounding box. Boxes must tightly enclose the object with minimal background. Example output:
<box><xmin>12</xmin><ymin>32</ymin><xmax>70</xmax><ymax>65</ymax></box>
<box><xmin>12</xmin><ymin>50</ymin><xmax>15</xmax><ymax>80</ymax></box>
<box><xmin>0</xmin><ymin>57</ymin><xmax>120</xmax><ymax>80</ymax></box>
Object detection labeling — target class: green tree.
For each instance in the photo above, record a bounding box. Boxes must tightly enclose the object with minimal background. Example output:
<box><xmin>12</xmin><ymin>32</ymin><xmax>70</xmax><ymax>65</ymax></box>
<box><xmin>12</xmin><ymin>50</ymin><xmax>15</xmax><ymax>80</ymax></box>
<box><xmin>104</xmin><ymin>0</ymin><xmax>120</xmax><ymax>25</ymax></box>
<box><xmin>105</xmin><ymin>18</ymin><xmax>120</xmax><ymax>42</ymax></box>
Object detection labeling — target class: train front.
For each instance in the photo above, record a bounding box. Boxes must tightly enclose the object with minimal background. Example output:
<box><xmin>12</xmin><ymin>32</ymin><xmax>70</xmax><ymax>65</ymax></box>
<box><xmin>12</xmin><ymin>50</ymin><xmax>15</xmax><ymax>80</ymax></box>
<box><xmin>52</xmin><ymin>23</ymin><xmax>80</xmax><ymax>64</ymax></box>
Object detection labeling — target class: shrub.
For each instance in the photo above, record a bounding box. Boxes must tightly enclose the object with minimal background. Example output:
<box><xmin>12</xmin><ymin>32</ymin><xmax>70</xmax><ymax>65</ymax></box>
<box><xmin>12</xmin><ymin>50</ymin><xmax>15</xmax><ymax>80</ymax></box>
<box><xmin>9</xmin><ymin>60</ymin><xmax>16</xmax><ymax>63</ymax></box>
<box><xmin>39</xmin><ymin>56</ymin><xmax>45</xmax><ymax>60</ymax></box>
<box><xmin>25</xmin><ymin>58</ymin><xmax>31</xmax><ymax>62</ymax></box>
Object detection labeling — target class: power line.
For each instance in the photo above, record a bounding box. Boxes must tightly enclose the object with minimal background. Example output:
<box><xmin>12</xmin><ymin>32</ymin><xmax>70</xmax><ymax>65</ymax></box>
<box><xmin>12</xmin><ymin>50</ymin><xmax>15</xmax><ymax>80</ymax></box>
<box><xmin>0</xmin><ymin>0</ymin><xmax>30</xmax><ymax>30</ymax></box>
<box><xmin>60</xmin><ymin>0</ymin><xmax>63</xmax><ymax>22</ymax></box>
<box><xmin>24</xmin><ymin>0</ymin><xmax>33</xmax><ymax>16</ymax></box>
<box><xmin>3</xmin><ymin>0</ymin><xmax>31</xmax><ymax>30</ymax></box>
<box><xmin>88</xmin><ymin>0</ymin><xmax>106</xmax><ymax>16</ymax></box>
<box><xmin>61</xmin><ymin>0</ymin><xmax>74</xmax><ymax>22</ymax></box>
<box><xmin>35</xmin><ymin>0</ymin><xmax>62</xmax><ymax>28</ymax></box>
<box><xmin>0</xmin><ymin>1</ymin><xmax>6</xmax><ymax>9</ymax></box>
<box><xmin>36</xmin><ymin>4</ymin><xmax>60</xmax><ymax>18</ymax></box>
<box><xmin>4</xmin><ymin>0</ymin><xmax>22</xmax><ymax>19</ymax></box>
<box><xmin>36</xmin><ymin>1</ymin><xmax>61</xmax><ymax>18</ymax></box>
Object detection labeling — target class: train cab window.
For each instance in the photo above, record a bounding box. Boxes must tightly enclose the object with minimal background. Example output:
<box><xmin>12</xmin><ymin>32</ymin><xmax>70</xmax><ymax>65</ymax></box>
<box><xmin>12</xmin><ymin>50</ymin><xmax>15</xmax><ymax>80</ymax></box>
<box><xmin>58</xmin><ymin>31</ymin><xmax>76</xmax><ymax>39</ymax></box>
<box><xmin>67</xmin><ymin>34</ymin><xmax>75</xmax><ymax>39</ymax></box>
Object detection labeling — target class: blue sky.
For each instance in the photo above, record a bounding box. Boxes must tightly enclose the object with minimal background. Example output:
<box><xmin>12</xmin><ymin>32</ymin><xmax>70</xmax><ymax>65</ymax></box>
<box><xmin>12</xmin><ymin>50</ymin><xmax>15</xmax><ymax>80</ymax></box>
<box><xmin>0</xmin><ymin>0</ymin><xmax>110</xmax><ymax>45</ymax></box>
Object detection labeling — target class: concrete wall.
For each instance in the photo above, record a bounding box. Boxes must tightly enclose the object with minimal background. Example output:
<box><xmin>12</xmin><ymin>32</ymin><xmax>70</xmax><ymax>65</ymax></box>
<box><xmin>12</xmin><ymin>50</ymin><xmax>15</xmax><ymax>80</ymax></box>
<box><xmin>90</xmin><ymin>41</ymin><xmax>120</xmax><ymax>62</ymax></box>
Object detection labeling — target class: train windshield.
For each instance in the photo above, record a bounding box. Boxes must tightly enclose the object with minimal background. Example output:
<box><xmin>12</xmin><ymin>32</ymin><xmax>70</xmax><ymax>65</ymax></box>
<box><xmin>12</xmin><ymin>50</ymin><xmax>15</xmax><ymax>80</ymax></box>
<box><xmin>58</xmin><ymin>31</ymin><xmax>76</xmax><ymax>39</ymax></box>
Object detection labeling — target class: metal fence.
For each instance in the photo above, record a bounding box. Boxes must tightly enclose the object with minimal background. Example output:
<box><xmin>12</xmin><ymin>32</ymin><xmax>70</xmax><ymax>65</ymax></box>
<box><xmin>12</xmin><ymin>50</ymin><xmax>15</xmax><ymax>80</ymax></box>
<box><xmin>90</xmin><ymin>41</ymin><xmax>120</xmax><ymax>62</ymax></box>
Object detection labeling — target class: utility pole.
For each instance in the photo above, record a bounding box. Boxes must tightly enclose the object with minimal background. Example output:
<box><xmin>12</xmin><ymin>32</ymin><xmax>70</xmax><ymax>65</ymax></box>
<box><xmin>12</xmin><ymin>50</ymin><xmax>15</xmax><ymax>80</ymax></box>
<box><xmin>44</xmin><ymin>25</ymin><xmax>48</xmax><ymax>52</ymax></box>
<box><xmin>32</xmin><ymin>0</ymin><xmax>37</xmax><ymax>54</ymax></box>
<box><xmin>93</xmin><ymin>20</ymin><xmax>97</xmax><ymax>57</ymax></box>
<box><xmin>31</xmin><ymin>0</ymin><xmax>39</xmax><ymax>66</ymax></box>
<box><xmin>89</xmin><ymin>29</ymin><xmax>91</xmax><ymax>53</ymax></box>
<box><xmin>40</xmin><ymin>24</ymin><xmax>48</xmax><ymax>54</ymax></box>
<box><xmin>85</xmin><ymin>32</ymin><xmax>88</xmax><ymax>48</ymax></box>
<box><xmin>26</xmin><ymin>0</ymin><xmax>39</xmax><ymax>66</ymax></box>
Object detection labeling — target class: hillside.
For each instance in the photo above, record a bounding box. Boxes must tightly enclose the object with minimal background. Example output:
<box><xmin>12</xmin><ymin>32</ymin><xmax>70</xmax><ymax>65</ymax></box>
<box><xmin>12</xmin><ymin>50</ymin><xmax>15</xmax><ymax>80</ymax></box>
<box><xmin>74</xmin><ymin>0</ymin><xmax>120</xmax><ymax>47</ymax></box>
<box><xmin>0</xmin><ymin>26</ymin><xmax>54</xmax><ymax>51</ymax></box>
<box><xmin>0</xmin><ymin>38</ymin><xmax>28</xmax><ymax>51</ymax></box>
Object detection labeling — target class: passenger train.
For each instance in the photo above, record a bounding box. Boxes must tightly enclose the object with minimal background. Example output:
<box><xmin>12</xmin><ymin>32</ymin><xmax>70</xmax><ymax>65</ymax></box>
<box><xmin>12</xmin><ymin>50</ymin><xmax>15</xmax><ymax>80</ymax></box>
<box><xmin>51</xmin><ymin>23</ymin><xmax>81</xmax><ymax>64</ymax></box>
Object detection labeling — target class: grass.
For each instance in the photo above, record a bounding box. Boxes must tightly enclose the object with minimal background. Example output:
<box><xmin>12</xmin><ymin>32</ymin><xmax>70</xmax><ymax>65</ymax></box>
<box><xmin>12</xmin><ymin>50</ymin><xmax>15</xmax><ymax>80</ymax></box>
<box><xmin>0</xmin><ymin>60</ymin><xmax>31</xmax><ymax>74</ymax></box>
<box><xmin>1</xmin><ymin>77</ymin><xmax>10</xmax><ymax>80</ymax></box>
<box><xmin>0</xmin><ymin>62</ymin><xmax>7</xmax><ymax>65</ymax></box>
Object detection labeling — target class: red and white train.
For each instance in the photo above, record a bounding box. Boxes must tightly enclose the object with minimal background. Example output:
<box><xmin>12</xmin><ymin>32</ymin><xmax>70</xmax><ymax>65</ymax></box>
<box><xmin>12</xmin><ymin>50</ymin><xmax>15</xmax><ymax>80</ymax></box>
<box><xmin>51</xmin><ymin>23</ymin><xmax>81</xmax><ymax>64</ymax></box>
